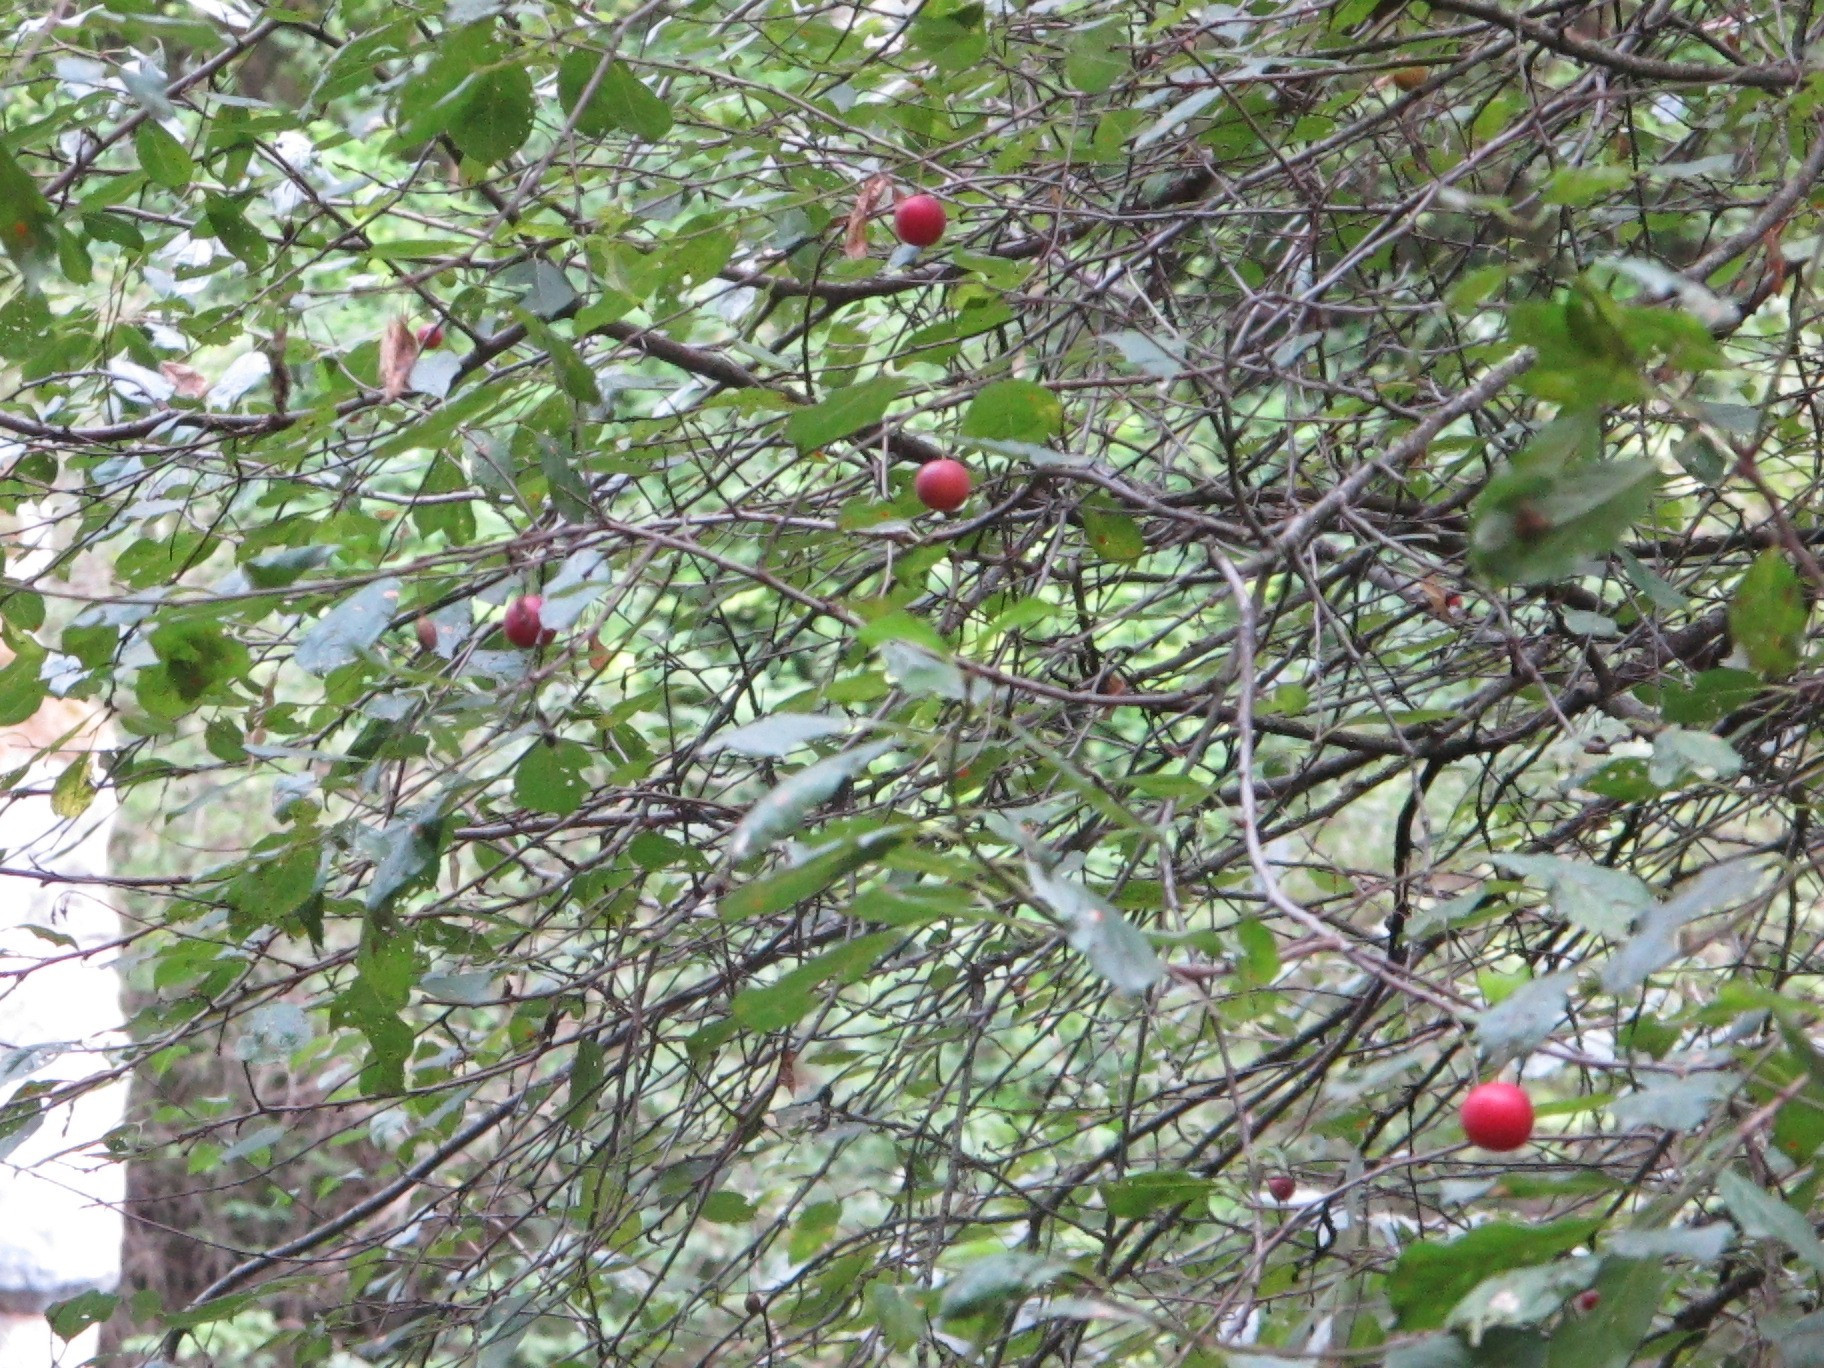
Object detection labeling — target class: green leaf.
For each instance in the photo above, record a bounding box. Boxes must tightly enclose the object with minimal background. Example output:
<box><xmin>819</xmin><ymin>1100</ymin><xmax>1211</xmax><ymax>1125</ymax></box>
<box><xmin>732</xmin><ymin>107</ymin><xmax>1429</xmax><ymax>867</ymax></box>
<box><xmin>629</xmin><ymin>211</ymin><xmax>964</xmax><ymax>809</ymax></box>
<box><xmin>702</xmin><ymin>1190</ymin><xmax>756</xmax><ymax>1223</ymax></box>
<box><xmin>1496</xmin><ymin>855</ymin><xmax>1649</xmax><ymax>938</ymax></box>
<box><xmin>559</xmin><ymin>54</ymin><xmax>673</xmax><ymax>141</ymax></box>
<box><xmin>1470</xmin><ymin>457</ymin><xmax>1659</xmax><ymax>586</ymax></box>
<box><xmin>139</xmin><ymin>621</ymin><xmax>252</xmax><ymax>719</ymax></box>
<box><xmin>204</xmin><ymin>193</ymin><xmax>267</xmax><ymax>267</ymax></box>
<box><xmin>47</xmin><ymin>1291</ymin><xmax>119</xmax><ymax>1341</ymax></box>
<box><xmin>514</xmin><ymin>308</ymin><xmax>601</xmax><ymax>404</ymax></box>
<box><xmin>869</xmin><ymin>1284</ymin><xmax>926</xmax><ymax>1351</ymax></box>
<box><xmin>1082</xmin><ymin>505</ymin><xmax>1144</xmax><ymax>562</ymax></box>
<box><xmin>1476</xmin><ymin>971</ymin><xmax>1572</xmax><ymax>1058</ymax></box>
<box><xmin>1659</xmin><ymin>667</ymin><xmax>1759</xmax><ymax>725</ymax></box>
<box><xmin>786</xmin><ymin>378</ymin><xmax>905</xmax><ymax>452</ymax></box>
<box><xmin>720</xmin><ymin>829</ymin><xmax>906</xmax><ymax>923</ymax></box>
<box><xmin>938</xmin><ymin>1252</ymin><xmax>1063</xmax><ymax>1320</ymax></box>
<box><xmin>244</xmin><ymin>545</ymin><xmax>335</xmax><ymax>590</ymax></box>
<box><xmin>449</xmin><ymin>61</ymin><xmax>534</xmax><ymax>165</ymax></box>
<box><xmin>1717</xmin><ymin>1169</ymin><xmax>1824</xmax><ymax>1276</ymax></box>
<box><xmin>135</xmin><ymin>121</ymin><xmax>194</xmax><ymax>189</ymax></box>
<box><xmin>0</xmin><ymin>638</ymin><xmax>46</xmax><ymax>727</ymax></box>
<box><xmin>1649</xmin><ymin>728</ymin><xmax>1742</xmax><ymax>787</ymax></box>
<box><xmin>1541</xmin><ymin>165</ymin><xmax>1631</xmax><ymax>207</ymax></box>
<box><xmin>1027</xmin><ymin>859</ymin><xmax>1162</xmax><ymax>995</ymax></box>
<box><xmin>232</xmin><ymin>846</ymin><xmax>322</xmax><ymax>924</ymax></box>
<box><xmin>1100</xmin><ymin>1170</ymin><xmax>1214</xmax><ymax>1218</ymax></box>
<box><xmin>961</xmin><ymin>379</ymin><xmax>1062</xmax><ymax>444</ymax></box>
<box><xmin>726</xmin><ymin>741</ymin><xmax>894</xmax><ymax>862</ymax></box>
<box><xmin>705</xmin><ymin>712</ymin><xmax>854</xmax><ymax>758</ymax></box>
<box><xmin>1064</xmin><ymin>24</ymin><xmax>1126</xmax><ymax>94</ymax></box>
<box><xmin>514</xmin><ymin>739</ymin><xmax>591</xmax><ymax>815</ymax></box>
<box><xmin>1601</xmin><ymin>863</ymin><xmax>1762</xmax><ymax>993</ymax></box>
<box><xmin>539</xmin><ymin>547</ymin><xmax>611</xmax><ymax>630</ymax></box>
<box><xmin>1446</xmin><ymin>1257</ymin><xmax>1598</xmax><ymax>1346</ymax></box>
<box><xmin>729</xmin><ymin>931</ymin><xmax>897</xmax><ymax>1031</ymax></box>
<box><xmin>1605</xmin><ymin>1226</ymin><xmax>1730</xmax><ymax>1263</ymax></box>
<box><xmin>565</xmin><ymin>1037</ymin><xmax>604</xmax><ymax>1128</ymax></box>
<box><xmin>1388</xmin><ymin>1219</ymin><xmax>1600</xmax><ymax>1330</ymax></box>
<box><xmin>49</xmin><ymin>753</ymin><xmax>94</xmax><ymax>819</ymax></box>
<box><xmin>365</xmin><ymin>809</ymin><xmax>443</xmax><ymax>914</ymax></box>
<box><xmin>1611</xmin><ymin>1074</ymin><xmax>1734</xmax><ymax>1131</ymax></box>
<box><xmin>296</xmin><ymin>578</ymin><xmax>402</xmax><ymax>675</ymax></box>
<box><xmin>1729</xmin><ymin>548</ymin><xmax>1808</xmax><ymax>677</ymax></box>
<box><xmin>1235</xmin><ymin>917</ymin><xmax>1279</xmax><ymax>985</ymax></box>
<box><xmin>0</xmin><ymin>144</ymin><xmax>55</xmax><ymax>282</ymax></box>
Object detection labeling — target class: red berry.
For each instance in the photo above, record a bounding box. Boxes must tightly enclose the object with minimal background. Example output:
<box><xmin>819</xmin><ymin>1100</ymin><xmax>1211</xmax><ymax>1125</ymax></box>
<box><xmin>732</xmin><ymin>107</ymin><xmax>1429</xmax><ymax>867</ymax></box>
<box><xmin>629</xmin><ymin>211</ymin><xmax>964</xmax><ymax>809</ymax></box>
<box><xmin>1265</xmin><ymin>1175</ymin><xmax>1296</xmax><ymax>1202</ymax></box>
<box><xmin>1573</xmin><ymin>1290</ymin><xmax>1601</xmax><ymax>1313</ymax></box>
<box><xmin>503</xmin><ymin>595</ymin><xmax>554</xmax><ymax>649</ymax></box>
<box><xmin>894</xmin><ymin>194</ymin><xmax>947</xmax><ymax>248</ymax></box>
<box><xmin>414</xmin><ymin>617</ymin><xmax>438</xmax><ymax>652</ymax></box>
<box><xmin>914</xmin><ymin>458</ymin><xmax>971</xmax><ymax>513</ymax></box>
<box><xmin>1460</xmin><ymin>1081</ymin><xmax>1534</xmax><ymax>1151</ymax></box>
<box><xmin>417</xmin><ymin>323</ymin><xmax>445</xmax><ymax>349</ymax></box>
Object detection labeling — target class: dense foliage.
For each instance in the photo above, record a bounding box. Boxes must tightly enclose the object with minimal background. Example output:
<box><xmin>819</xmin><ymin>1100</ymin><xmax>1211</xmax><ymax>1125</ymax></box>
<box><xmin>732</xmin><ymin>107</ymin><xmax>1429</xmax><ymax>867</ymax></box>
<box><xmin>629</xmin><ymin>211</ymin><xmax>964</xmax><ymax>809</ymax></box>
<box><xmin>5</xmin><ymin>0</ymin><xmax>1824</xmax><ymax>1363</ymax></box>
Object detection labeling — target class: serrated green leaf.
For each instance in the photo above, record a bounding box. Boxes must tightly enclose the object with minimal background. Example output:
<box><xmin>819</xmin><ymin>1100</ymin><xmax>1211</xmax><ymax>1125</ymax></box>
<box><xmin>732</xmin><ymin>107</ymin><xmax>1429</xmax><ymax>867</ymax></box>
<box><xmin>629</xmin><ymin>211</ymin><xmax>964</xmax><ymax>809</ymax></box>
<box><xmin>1389</xmin><ymin>1219</ymin><xmax>1600</xmax><ymax>1330</ymax></box>
<box><xmin>726</xmin><ymin>741</ymin><xmax>894</xmax><ymax>862</ymax></box>
<box><xmin>961</xmin><ymin>379</ymin><xmax>1062</xmax><ymax>444</ymax></box>
<box><xmin>514</xmin><ymin>738</ymin><xmax>591</xmax><ymax>815</ymax></box>
<box><xmin>49</xmin><ymin>752</ymin><xmax>94</xmax><ymax>819</ymax></box>
<box><xmin>729</xmin><ymin>931</ymin><xmax>896</xmax><ymax>1031</ymax></box>
<box><xmin>1729</xmin><ymin>548</ymin><xmax>1808</xmax><ymax>678</ymax></box>
<box><xmin>1064</xmin><ymin>24</ymin><xmax>1126</xmax><ymax>93</ymax></box>
<box><xmin>135</xmin><ymin>121</ymin><xmax>193</xmax><ymax>189</ymax></box>
<box><xmin>296</xmin><ymin>578</ymin><xmax>402</xmax><ymax>675</ymax></box>
<box><xmin>559</xmin><ymin>54</ymin><xmax>672</xmax><ymax>140</ymax></box>
<box><xmin>786</xmin><ymin>378</ymin><xmax>904</xmax><ymax>452</ymax></box>
<box><xmin>449</xmin><ymin>61</ymin><xmax>533</xmax><ymax>164</ymax></box>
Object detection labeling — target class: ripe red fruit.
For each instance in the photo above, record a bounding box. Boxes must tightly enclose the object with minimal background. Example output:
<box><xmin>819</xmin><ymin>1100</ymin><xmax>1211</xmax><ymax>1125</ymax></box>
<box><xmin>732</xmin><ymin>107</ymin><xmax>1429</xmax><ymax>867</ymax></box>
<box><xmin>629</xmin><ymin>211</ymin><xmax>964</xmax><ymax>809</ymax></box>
<box><xmin>1460</xmin><ymin>1081</ymin><xmax>1534</xmax><ymax>1151</ymax></box>
<box><xmin>914</xmin><ymin>458</ymin><xmax>971</xmax><ymax>512</ymax></box>
<box><xmin>894</xmin><ymin>194</ymin><xmax>947</xmax><ymax>248</ymax></box>
<box><xmin>1573</xmin><ymin>1289</ymin><xmax>1601</xmax><ymax>1313</ymax></box>
<box><xmin>1265</xmin><ymin>1175</ymin><xmax>1296</xmax><ymax>1202</ymax></box>
<box><xmin>417</xmin><ymin>323</ymin><xmax>444</xmax><ymax>349</ymax></box>
<box><xmin>503</xmin><ymin>595</ymin><xmax>554</xmax><ymax>649</ymax></box>
<box><xmin>413</xmin><ymin>617</ymin><xmax>438</xmax><ymax>652</ymax></box>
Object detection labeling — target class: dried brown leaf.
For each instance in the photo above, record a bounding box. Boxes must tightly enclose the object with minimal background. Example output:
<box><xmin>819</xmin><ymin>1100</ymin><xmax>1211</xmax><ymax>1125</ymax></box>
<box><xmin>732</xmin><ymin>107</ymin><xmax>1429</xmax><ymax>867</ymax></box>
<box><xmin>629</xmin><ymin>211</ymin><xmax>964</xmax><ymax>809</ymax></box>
<box><xmin>380</xmin><ymin>316</ymin><xmax>418</xmax><ymax>401</ymax></box>
<box><xmin>843</xmin><ymin>174</ymin><xmax>890</xmax><ymax>260</ymax></box>
<box><xmin>159</xmin><ymin>361</ymin><xmax>210</xmax><ymax>400</ymax></box>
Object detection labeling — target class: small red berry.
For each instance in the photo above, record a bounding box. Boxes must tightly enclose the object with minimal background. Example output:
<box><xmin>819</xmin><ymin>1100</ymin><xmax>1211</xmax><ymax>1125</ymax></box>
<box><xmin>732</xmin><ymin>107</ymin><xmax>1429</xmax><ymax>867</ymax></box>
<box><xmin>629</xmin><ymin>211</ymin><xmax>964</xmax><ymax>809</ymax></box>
<box><xmin>1265</xmin><ymin>1175</ymin><xmax>1296</xmax><ymax>1203</ymax></box>
<box><xmin>414</xmin><ymin>617</ymin><xmax>438</xmax><ymax>652</ymax></box>
<box><xmin>1460</xmin><ymin>1081</ymin><xmax>1534</xmax><ymax>1151</ymax></box>
<box><xmin>417</xmin><ymin>323</ymin><xmax>445</xmax><ymax>349</ymax></box>
<box><xmin>503</xmin><ymin>595</ymin><xmax>554</xmax><ymax>649</ymax></box>
<box><xmin>894</xmin><ymin>194</ymin><xmax>947</xmax><ymax>248</ymax></box>
<box><xmin>1573</xmin><ymin>1290</ymin><xmax>1601</xmax><ymax>1313</ymax></box>
<box><xmin>914</xmin><ymin>458</ymin><xmax>971</xmax><ymax>513</ymax></box>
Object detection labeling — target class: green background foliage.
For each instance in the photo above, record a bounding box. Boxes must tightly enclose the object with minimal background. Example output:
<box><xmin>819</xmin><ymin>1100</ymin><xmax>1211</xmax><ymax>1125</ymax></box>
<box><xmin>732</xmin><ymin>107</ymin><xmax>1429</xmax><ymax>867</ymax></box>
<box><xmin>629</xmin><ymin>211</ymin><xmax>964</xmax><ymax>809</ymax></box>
<box><xmin>0</xmin><ymin>0</ymin><xmax>1821</xmax><ymax>1363</ymax></box>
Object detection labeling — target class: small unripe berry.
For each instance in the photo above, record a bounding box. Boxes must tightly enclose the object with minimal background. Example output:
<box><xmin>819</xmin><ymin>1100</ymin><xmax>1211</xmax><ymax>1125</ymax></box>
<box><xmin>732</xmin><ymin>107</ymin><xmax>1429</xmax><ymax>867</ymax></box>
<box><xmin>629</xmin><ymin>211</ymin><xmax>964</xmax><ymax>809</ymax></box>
<box><xmin>914</xmin><ymin>458</ymin><xmax>972</xmax><ymax>513</ymax></box>
<box><xmin>894</xmin><ymin>194</ymin><xmax>947</xmax><ymax>248</ymax></box>
<box><xmin>1265</xmin><ymin>1174</ymin><xmax>1296</xmax><ymax>1202</ymax></box>
<box><xmin>503</xmin><ymin>595</ymin><xmax>555</xmax><ymax>649</ymax></box>
<box><xmin>1459</xmin><ymin>1081</ymin><xmax>1534</xmax><ymax>1151</ymax></box>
